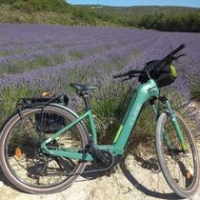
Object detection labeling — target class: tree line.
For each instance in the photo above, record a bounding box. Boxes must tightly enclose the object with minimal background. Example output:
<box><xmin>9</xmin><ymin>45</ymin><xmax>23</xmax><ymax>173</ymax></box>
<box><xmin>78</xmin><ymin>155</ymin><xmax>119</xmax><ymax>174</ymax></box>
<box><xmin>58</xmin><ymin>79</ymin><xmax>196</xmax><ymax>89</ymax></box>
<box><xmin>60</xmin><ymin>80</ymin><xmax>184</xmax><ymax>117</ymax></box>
<box><xmin>137</xmin><ymin>12</ymin><xmax>200</xmax><ymax>32</ymax></box>
<box><xmin>0</xmin><ymin>0</ymin><xmax>200</xmax><ymax>32</ymax></box>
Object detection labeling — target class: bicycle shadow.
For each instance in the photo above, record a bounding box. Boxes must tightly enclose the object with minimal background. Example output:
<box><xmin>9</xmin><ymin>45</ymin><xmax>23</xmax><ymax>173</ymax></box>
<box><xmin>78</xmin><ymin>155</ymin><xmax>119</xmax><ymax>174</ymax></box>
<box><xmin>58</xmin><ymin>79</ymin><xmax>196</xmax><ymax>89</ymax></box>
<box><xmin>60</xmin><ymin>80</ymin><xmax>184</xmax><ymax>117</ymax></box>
<box><xmin>119</xmin><ymin>156</ymin><xmax>181</xmax><ymax>200</ymax></box>
<box><xmin>0</xmin><ymin>167</ymin><xmax>16</xmax><ymax>189</ymax></box>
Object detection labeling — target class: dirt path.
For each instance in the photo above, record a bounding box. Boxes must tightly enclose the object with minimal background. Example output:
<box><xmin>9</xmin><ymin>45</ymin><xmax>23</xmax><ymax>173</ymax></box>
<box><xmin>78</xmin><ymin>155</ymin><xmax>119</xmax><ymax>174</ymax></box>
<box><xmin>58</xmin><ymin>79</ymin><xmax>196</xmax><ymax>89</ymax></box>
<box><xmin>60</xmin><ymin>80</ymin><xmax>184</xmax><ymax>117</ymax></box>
<box><xmin>0</xmin><ymin>150</ymin><xmax>200</xmax><ymax>200</ymax></box>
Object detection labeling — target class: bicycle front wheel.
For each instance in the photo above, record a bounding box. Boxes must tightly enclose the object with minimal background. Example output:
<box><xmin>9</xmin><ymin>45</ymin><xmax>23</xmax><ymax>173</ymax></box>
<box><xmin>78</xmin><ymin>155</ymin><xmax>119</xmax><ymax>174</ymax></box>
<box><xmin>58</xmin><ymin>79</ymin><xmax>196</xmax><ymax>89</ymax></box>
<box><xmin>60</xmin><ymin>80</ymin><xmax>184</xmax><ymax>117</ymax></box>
<box><xmin>156</xmin><ymin>111</ymin><xmax>200</xmax><ymax>198</ymax></box>
<box><xmin>0</xmin><ymin>105</ymin><xmax>88</xmax><ymax>194</ymax></box>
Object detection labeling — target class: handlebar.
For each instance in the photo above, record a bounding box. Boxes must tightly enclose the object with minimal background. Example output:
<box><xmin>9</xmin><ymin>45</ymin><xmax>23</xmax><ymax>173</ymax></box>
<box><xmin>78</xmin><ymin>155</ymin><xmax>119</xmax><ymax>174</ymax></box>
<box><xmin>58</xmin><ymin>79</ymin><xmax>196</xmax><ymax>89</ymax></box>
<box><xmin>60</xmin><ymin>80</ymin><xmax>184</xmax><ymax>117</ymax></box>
<box><xmin>113</xmin><ymin>43</ymin><xmax>186</xmax><ymax>80</ymax></box>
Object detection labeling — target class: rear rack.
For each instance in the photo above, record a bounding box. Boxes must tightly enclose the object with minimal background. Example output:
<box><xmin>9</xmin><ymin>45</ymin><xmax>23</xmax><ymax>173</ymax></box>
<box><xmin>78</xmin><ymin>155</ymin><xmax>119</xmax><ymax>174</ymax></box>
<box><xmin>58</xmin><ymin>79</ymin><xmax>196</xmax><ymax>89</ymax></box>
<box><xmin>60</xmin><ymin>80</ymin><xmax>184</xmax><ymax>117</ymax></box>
<box><xmin>16</xmin><ymin>95</ymin><xmax>69</xmax><ymax>108</ymax></box>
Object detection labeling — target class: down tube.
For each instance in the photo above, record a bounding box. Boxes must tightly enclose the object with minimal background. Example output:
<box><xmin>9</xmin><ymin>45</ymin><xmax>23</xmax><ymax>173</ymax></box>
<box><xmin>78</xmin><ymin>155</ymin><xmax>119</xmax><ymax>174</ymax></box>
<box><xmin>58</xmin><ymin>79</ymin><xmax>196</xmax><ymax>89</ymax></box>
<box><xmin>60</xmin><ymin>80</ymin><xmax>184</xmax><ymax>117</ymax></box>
<box><xmin>114</xmin><ymin>80</ymin><xmax>159</xmax><ymax>150</ymax></box>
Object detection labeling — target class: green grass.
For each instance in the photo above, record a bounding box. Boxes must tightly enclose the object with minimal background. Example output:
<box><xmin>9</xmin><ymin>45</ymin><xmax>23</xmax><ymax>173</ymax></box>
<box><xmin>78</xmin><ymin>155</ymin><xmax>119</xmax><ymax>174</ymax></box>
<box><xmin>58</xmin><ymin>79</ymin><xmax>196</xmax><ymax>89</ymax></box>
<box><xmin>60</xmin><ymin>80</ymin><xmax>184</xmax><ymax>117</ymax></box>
<box><xmin>1</xmin><ymin>54</ymin><xmax>68</xmax><ymax>75</ymax></box>
<box><xmin>0</xmin><ymin>85</ymin><xmax>37</xmax><ymax>125</ymax></box>
<box><xmin>69</xmin><ymin>50</ymin><xmax>86</xmax><ymax>59</ymax></box>
<box><xmin>0</xmin><ymin>51</ymin><xmax>13</xmax><ymax>57</ymax></box>
<box><xmin>188</xmin><ymin>72</ymin><xmax>200</xmax><ymax>101</ymax></box>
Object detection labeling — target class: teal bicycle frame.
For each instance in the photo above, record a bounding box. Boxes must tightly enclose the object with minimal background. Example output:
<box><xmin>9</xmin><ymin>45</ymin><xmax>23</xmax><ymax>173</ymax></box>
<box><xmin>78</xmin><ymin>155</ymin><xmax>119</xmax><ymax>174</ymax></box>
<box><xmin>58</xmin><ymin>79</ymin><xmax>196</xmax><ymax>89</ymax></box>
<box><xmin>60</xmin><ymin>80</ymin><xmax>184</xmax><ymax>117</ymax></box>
<box><xmin>41</xmin><ymin>78</ymin><xmax>186</xmax><ymax>161</ymax></box>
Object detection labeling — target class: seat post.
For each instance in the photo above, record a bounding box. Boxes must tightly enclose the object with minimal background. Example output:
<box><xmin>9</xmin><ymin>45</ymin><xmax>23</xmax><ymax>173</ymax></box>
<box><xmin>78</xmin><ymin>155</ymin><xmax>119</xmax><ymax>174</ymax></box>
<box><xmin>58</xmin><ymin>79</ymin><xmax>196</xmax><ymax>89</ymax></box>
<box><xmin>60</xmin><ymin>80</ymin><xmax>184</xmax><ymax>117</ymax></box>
<box><xmin>77</xmin><ymin>90</ymin><xmax>91</xmax><ymax>110</ymax></box>
<box><xmin>82</xmin><ymin>94</ymin><xmax>91</xmax><ymax>110</ymax></box>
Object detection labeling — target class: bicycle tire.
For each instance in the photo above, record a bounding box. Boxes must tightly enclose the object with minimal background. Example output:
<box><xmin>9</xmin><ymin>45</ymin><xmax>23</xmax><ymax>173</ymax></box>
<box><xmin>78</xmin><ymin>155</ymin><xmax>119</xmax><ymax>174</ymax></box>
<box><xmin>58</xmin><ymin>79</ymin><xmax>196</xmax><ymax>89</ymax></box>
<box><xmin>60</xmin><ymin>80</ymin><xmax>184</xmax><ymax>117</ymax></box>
<box><xmin>0</xmin><ymin>105</ymin><xmax>88</xmax><ymax>194</ymax></box>
<box><xmin>156</xmin><ymin>111</ymin><xmax>200</xmax><ymax>198</ymax></box>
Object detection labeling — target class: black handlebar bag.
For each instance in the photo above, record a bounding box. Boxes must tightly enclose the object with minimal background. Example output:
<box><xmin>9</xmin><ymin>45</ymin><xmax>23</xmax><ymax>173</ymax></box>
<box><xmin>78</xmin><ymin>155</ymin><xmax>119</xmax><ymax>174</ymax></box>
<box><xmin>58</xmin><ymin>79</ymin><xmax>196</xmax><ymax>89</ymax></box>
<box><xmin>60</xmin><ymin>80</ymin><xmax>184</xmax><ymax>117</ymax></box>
<box><xmin>139</xmin><ymin>60</ymin><xmax>178</xmax><ymax>87</ymax></box>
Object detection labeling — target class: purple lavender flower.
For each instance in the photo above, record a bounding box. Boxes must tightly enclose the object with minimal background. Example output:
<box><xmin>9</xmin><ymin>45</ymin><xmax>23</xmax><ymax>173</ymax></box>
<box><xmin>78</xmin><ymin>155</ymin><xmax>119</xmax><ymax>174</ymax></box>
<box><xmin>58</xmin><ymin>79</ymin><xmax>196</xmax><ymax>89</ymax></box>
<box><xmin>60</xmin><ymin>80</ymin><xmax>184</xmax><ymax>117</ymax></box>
<box><xmin>0</xmin><ymin>23</ymin><xmax>199</xmax><ymax>101</ymax></box>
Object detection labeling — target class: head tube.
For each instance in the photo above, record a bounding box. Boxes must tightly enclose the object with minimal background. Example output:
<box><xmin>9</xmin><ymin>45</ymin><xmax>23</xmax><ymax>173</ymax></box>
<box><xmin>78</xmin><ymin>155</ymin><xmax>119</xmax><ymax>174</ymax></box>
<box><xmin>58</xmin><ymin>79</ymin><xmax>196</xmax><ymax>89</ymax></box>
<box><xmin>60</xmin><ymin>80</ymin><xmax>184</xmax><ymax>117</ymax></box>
<box><xmin>146</xmin><ymin>79</ymin><xmax>160</xmax><ymax>97</ymax></box>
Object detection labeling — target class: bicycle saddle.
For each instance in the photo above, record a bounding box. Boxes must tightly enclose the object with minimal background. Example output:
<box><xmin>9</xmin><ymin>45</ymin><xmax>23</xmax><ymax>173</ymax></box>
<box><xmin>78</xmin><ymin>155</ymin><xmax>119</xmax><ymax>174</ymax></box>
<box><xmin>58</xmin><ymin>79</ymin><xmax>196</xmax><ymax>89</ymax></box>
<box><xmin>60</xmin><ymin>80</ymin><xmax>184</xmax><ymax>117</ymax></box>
<box><xmin>70</xmin><ymin>83</ymin><xmax>97</xmax><ymax>92</ymax></box>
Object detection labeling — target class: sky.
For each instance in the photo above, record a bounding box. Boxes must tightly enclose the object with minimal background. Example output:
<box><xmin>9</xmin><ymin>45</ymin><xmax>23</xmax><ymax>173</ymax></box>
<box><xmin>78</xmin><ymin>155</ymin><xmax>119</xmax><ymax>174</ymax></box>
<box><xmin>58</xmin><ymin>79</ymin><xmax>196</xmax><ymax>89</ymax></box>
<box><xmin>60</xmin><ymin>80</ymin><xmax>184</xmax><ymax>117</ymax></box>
<box><xmin>67</xmin><ymin>0</ymin><xmax>200</xmax><ymax>8</ymax></box>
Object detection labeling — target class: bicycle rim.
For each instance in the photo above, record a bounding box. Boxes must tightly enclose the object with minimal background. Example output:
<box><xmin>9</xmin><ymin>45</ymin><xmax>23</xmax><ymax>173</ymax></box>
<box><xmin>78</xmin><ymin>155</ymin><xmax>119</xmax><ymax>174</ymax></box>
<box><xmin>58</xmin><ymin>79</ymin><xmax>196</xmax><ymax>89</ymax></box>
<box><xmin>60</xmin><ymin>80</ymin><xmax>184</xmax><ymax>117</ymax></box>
<box><xmin>0</xmin><ymin>105</ymin><xmax>88</xmax><ymax>194</ymax></box>
<box><xmin>156</xmin><ymin>111</ymin><xmax>200</xmax><ymax>198</ymax></box>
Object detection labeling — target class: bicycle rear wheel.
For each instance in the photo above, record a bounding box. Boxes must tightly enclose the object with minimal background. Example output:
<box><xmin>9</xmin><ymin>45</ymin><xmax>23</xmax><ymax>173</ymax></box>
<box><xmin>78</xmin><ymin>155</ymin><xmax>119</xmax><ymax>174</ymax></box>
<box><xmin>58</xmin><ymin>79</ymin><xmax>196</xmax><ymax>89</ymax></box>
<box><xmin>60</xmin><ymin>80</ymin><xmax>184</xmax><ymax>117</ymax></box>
<box><xmin>156</xmin><ymin>111</ymin><xmax>200</xmax><ymax>198</ymax></box>
<box><xmin>0</xmin><ymin>105</ymin><xmax>88</xmax><ymax>194</ymax></box>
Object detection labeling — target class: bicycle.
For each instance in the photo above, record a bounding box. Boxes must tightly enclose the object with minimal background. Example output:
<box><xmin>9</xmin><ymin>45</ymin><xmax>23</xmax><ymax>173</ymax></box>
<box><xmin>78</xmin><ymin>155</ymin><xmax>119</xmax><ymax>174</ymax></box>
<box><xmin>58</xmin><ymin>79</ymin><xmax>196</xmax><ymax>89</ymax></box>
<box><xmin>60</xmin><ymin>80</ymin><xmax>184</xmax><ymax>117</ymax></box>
<box><xmin>0</xmin><ymin>44</ymin><xmax>199</xmax><ymax>198</ymax></box>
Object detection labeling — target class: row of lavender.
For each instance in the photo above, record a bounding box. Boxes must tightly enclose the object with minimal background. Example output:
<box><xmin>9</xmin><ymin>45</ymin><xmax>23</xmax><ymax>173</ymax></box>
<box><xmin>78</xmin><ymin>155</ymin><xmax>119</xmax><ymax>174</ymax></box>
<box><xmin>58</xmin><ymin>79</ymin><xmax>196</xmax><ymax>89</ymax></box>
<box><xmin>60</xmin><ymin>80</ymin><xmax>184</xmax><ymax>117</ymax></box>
<box><xmin>0</xmin><ymin>23</ymin><xmax>199</xmax><ymax>101</ymax></box>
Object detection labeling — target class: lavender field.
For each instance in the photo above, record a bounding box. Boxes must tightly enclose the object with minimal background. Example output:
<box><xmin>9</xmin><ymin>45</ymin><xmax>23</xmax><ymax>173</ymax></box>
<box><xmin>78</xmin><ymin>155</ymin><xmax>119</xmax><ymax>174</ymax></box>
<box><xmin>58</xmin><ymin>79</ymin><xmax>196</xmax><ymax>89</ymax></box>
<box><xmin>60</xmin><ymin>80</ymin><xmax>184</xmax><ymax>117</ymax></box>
<box><xmin>0</xmin><ymin>23</ymin><xmax>200</xmax><ymax>133</ymax></box>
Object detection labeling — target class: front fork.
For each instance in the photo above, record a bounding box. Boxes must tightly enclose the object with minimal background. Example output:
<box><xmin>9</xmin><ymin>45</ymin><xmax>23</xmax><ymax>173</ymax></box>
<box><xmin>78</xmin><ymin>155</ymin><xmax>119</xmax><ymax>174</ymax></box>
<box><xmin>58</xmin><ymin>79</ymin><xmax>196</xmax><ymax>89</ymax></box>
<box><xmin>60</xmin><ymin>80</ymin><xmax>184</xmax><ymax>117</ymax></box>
<box><xmin>151</xmin><ymin>96</ymin><xmax>187</xmax><ymax>151</ymax></box>
<box><xmin>165</xmin><ymin>99</ymin><xmax>187</xmax><ymax>151</ymax></box>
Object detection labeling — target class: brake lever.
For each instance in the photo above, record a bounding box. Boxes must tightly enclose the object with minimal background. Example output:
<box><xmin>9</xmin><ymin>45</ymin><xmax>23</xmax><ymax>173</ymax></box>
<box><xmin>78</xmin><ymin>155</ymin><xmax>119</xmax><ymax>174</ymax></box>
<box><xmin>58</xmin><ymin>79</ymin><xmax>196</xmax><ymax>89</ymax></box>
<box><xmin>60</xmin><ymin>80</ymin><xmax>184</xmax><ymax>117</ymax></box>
<box><xmin>173</xmin><ymin>54</ymin><xmax>186</xmax><ymax>60</ymax></box>
<box><xmin>122</xmin><ymin>77</ymin><xmax>131</xmax><ymax>82</ymax></box>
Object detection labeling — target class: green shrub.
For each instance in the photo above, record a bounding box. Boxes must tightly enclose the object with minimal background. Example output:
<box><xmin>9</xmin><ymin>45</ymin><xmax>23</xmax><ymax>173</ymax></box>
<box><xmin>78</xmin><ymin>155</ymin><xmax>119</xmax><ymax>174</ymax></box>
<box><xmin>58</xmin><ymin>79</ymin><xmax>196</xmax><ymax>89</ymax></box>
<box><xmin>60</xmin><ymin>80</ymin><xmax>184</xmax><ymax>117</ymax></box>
<box><xmin>0</xmin><ymin>85</ymin><xmax>38</xmax><ymax>124</ymax></box>
<box><xmin>188</xmin><ymin>72</ymin><xmax>200</xmax><ymax>101</ymax></box>
<box><xmin>12</xmin><ymin>0</ymin><xmax>69</xmax><ymax>13</ymax></box>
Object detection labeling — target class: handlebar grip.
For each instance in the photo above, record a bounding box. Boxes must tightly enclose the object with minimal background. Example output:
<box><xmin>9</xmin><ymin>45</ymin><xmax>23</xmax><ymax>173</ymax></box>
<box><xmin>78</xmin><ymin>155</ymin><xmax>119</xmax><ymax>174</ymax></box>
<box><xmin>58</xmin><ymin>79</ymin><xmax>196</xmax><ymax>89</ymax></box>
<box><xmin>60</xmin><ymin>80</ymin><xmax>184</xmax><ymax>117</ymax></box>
<box><xmin>170</xmin><ymin>43</ymin><xmax>186</xmax><ymax>56</ymax></box>
<box><xmin>113</xmin><ymin>73</ymin><xmax>126</xmax><ymax>78</ymax></box>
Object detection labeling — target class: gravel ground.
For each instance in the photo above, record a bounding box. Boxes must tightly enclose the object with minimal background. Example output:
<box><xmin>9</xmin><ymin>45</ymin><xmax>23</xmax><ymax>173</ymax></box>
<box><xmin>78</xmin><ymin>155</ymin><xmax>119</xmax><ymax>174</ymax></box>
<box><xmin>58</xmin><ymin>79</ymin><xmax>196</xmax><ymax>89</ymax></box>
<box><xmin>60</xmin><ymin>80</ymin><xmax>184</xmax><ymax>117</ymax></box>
<box><xmin>0</xmin><ymin>147</ymin><xmax>200</xmax><ymax>200</ymax></box>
